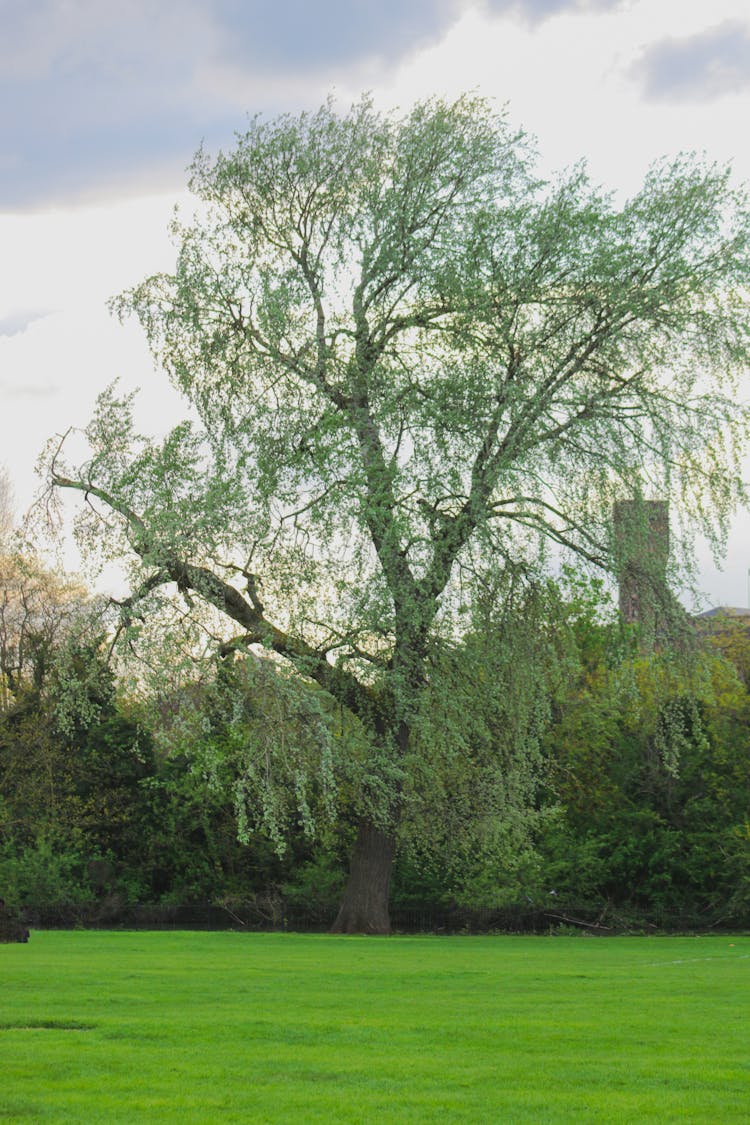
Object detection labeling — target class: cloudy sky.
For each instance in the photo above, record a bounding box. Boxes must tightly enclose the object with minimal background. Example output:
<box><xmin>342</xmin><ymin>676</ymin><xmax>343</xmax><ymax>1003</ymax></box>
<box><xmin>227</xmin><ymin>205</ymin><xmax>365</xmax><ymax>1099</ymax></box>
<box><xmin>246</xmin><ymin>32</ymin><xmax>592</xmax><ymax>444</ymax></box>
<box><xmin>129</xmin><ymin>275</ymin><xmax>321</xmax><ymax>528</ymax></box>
<box><xmin>2</xmin><ymin>0</ymin><xmax>750</xmax><ymax>605</ymax></box>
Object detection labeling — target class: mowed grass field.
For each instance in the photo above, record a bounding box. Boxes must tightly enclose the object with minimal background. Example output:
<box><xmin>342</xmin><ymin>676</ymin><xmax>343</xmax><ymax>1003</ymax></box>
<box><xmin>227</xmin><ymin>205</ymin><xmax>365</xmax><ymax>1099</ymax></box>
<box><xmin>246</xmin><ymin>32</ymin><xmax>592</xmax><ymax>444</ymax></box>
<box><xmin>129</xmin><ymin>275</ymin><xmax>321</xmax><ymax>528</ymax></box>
<box><xmin>1</xmin><ymin>931</ymin><xmax>748</xmax><ymax>1122</ymax></box>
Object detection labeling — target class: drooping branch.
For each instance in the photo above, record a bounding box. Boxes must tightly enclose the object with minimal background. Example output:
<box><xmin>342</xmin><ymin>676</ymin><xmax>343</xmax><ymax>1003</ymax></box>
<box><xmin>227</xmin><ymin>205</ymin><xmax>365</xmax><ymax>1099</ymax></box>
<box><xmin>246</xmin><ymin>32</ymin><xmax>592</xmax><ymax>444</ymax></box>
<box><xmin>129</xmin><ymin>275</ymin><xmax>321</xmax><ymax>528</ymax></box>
<box><xmin>50</xmin><ymin>471</ymin><xmax>375</xmax><ymax>720</ymax></box>
<box><xmin>105</xmin><ymin>569</ymin><xmax>171</xmax><ymax>656</ymax></box>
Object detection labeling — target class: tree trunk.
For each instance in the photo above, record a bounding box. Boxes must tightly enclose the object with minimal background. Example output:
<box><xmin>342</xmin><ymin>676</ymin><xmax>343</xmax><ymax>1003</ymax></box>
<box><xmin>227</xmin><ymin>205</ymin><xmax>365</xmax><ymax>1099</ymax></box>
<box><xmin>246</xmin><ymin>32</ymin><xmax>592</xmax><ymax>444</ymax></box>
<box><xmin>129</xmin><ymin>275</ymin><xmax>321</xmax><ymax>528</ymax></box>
<box><xmin>330</xmin><ymin>818</ymin><xmax>396</xmax><ymax>934</ymax></box>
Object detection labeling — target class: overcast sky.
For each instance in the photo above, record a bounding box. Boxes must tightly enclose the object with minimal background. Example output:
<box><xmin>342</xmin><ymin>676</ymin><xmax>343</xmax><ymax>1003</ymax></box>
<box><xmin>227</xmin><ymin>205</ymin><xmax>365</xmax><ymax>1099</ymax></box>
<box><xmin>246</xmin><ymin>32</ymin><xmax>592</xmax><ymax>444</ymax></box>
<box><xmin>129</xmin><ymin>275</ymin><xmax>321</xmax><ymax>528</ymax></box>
<box><xmin>2</xmin><ymin>0</ymin><xmax>750</xmax><ymax>606</ymax></box>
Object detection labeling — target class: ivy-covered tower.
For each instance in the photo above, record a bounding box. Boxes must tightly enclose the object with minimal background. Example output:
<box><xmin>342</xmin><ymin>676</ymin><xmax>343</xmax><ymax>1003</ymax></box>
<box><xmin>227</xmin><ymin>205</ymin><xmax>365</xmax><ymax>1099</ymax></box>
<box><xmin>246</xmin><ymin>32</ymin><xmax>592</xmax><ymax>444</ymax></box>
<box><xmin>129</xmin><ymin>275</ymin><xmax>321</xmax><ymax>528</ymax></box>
<box><xmin>613</xmin><ymin>500</ymin><xmax>670</xmax><ymax>636</ymax></box>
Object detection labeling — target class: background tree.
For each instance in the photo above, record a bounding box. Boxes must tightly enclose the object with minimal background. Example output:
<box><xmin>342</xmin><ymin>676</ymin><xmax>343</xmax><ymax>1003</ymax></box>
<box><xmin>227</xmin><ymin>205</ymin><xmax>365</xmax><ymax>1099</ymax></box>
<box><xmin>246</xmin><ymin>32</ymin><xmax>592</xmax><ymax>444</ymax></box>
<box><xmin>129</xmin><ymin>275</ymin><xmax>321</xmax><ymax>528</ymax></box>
<box><xmin>44</xmin><ymin>95</ymin><xmax>750</xmax><ymax>932</ymax></box>
<box><xmin>0</xmin><ymin>467</ymin><xmax>13</xmax><ymax>547</ymax></box>
<box><xmin>540</xmin><ymin>603</ymin><xmax>750</xmax><ymax>927</ymax></box>
<box><xmin>0</xmin><ymin>551</ymin><xmax>90</xmax><ymax>712</ymax></box>
<box><xmin>0</xmin><ymin>626</ymin><xmax>160</xmax><ymax>908</ymax></box>
<box><xmin>0</xmin><ymin>538</ymin><xmax>164</xmax><ymax>909</ymax></box>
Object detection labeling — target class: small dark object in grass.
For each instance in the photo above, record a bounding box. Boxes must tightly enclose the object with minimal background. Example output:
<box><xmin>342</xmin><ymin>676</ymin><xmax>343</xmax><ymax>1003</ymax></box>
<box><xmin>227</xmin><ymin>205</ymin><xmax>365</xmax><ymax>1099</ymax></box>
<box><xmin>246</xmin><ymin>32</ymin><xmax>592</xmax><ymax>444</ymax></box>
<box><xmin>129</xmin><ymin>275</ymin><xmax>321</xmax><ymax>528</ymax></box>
<box><xmin>0</xmin><ymin>898</ymin><xmax>30</xmax><ymax>943</ymax></box>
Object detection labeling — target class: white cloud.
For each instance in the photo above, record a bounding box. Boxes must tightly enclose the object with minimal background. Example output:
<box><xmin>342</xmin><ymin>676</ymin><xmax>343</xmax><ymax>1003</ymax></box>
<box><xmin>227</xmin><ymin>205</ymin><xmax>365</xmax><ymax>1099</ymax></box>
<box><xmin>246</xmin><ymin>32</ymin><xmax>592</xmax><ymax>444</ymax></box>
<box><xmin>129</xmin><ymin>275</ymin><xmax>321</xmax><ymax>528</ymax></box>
<box><xmin>631</xmin><ymin>20</ymin><xmax>750</xmax><ymax>103</ymax></box>
<box><xmin>0</xmin><ymin>0</ymin><xmax>655</xmax><ymax>210</ymax></box>
<box><xmin>0</xmin><ymin>194</ymin><xmax>186</xmax><ymax>516</ymax></box>
<box><xmin>0</xmin><ymin>309</ymin><xmax>52</xmax><ymax>337</ymax></box>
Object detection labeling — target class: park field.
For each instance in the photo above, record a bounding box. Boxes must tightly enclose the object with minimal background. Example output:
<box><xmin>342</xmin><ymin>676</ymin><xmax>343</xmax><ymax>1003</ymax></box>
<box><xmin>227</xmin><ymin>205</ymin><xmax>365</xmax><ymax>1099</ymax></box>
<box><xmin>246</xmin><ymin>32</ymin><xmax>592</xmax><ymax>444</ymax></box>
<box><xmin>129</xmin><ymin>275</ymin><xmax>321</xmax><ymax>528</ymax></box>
<box><xmin>1</xmin><ymin>931</ymin><xmax>748</xmax><ymax>1122</ymax></box>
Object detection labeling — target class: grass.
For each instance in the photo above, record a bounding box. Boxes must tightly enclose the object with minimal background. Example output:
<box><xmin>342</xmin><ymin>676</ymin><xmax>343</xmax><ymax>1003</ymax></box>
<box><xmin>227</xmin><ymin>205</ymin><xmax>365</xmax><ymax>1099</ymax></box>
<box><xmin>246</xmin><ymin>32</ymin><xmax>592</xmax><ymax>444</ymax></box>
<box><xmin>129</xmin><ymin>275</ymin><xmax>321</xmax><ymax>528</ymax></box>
<box><xmin>1</xmin><ymin>931</ymin><xmax>748</xmax><ymax>1122</ymax></box>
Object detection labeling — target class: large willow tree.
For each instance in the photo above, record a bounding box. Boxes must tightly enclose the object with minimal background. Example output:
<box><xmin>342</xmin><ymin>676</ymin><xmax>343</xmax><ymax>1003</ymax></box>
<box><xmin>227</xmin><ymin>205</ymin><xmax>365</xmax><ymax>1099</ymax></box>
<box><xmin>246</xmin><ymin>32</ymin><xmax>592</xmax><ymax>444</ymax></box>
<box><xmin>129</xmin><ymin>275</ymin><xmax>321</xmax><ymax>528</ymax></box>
<box><xmin>46</xmin><ymin>96</ymin><xmax>750</xmax><ymax>931</ymax></box>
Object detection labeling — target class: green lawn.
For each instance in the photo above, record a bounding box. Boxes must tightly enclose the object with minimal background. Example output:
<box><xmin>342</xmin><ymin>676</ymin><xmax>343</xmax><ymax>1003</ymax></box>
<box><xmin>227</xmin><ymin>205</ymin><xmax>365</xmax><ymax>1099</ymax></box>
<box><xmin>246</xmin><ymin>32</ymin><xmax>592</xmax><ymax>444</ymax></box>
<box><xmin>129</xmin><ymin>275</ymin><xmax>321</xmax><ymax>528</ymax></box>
<box><xmin>1</xmin><ymin>931</ymin><xmax>748</xmax><ymax>1122</ymax></box>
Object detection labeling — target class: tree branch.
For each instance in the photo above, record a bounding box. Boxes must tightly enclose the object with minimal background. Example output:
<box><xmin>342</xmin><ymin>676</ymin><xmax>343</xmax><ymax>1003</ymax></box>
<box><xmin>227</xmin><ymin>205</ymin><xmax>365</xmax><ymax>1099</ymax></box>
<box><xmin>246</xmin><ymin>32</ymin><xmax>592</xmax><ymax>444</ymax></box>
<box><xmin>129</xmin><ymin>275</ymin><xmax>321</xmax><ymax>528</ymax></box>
<box><xmin>50</xmin><ymin>472</ymin><xmax>375</xmax><ymax>720</ymax></box>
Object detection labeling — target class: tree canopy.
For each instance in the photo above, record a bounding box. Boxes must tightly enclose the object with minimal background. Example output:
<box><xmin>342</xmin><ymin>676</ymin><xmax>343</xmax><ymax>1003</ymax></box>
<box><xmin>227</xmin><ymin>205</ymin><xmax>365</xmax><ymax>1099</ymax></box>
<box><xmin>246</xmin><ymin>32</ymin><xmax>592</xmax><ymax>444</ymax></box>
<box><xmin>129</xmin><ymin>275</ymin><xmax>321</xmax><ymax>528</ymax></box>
<box><xmin>44</xmin><ymin>94</ymin><xmax>750</xmax><ymax>931</ymax></box>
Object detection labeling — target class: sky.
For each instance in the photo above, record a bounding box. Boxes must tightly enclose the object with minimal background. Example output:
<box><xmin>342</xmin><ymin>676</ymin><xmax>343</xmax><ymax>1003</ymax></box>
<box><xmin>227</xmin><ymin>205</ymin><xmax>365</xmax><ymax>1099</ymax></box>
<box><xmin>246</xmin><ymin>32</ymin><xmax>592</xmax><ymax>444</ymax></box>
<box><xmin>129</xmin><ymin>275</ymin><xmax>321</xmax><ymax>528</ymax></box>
<box><xmin>2</xmin><ymin>0</ymin><xmax>750</xmax><ymax>607</ymax></box>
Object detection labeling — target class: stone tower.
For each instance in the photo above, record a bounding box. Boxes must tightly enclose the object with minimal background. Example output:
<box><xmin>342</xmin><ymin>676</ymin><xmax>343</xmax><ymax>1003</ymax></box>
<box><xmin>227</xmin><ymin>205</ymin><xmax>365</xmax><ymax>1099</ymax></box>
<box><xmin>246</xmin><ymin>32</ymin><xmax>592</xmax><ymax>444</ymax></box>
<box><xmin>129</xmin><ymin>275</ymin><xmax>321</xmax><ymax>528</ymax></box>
<box><xmin>612</xmin><ymin>500</ymin><xmax>670</xmax><ymax>633</ymax></box>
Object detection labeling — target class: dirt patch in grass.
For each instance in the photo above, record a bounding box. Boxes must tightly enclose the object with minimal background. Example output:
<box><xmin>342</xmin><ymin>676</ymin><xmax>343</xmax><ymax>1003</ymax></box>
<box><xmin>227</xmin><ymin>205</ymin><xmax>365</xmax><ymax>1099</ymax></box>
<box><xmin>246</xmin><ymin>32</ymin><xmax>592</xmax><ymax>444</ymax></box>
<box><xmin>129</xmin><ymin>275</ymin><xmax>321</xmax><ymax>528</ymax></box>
<box><xmin>0</xmin><ymin>1020</ymin><xmax>96</xmax><ymax>1031</ymax></box>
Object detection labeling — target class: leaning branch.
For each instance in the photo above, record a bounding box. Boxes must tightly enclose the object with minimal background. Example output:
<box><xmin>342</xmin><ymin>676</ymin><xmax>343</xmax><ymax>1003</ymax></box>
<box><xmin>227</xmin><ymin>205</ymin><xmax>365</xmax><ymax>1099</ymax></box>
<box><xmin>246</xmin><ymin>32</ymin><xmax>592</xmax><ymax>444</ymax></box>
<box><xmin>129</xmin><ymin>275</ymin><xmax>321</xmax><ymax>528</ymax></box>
<box><xmin>50</xmin><ymin>472</ymin><xmax>375</xmax><ymax>720</ymax></box>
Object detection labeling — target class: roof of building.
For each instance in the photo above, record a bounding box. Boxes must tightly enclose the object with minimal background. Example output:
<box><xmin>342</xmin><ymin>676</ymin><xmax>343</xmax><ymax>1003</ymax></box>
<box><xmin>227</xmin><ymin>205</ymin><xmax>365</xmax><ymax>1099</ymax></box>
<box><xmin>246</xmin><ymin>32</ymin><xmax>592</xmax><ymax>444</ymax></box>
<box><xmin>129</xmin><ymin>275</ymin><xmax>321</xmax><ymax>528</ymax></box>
<box><xmin>695</xmin><ymin>606</ymin><xmax>750</xmax><ymax>619</ymax></box>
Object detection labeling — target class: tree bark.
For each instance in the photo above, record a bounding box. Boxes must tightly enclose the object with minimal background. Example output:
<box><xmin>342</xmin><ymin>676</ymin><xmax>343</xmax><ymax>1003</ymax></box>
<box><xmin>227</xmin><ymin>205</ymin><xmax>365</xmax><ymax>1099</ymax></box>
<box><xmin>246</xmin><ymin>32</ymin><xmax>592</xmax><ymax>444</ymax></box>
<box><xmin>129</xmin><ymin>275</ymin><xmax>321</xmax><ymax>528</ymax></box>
<box><xmin>330</xmin><ymin>818</ymin><xmax>396</xmax><ymax>934</ymax></box>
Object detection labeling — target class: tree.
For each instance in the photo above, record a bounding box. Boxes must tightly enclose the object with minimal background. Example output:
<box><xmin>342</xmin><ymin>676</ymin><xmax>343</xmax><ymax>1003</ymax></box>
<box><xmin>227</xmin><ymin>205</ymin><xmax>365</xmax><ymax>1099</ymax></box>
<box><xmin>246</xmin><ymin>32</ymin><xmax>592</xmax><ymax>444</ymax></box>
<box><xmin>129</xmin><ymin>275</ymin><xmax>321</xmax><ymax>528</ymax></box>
<box><xmin>0</xmin><ymin>635</ymin><xmax>160</xmax><ymax>910</ymax></box>
<box><xmin>0</xmin><ymin>551</ymin><xmax>91</xmax><ymax>712</ymax></box>
<box><xmin>0</xmin><ymin>467</ymin><xmax>13</xmax><ymax>546</ymax></box>
<box><xmin>44</xmin><ymin>95</ymin><xmax>750</xmax><ymax>931</ymax></box>
<box><xmin>541</xmin><ymin>606</ymin><xmax>750</xmax><ymax>927</ymax></box>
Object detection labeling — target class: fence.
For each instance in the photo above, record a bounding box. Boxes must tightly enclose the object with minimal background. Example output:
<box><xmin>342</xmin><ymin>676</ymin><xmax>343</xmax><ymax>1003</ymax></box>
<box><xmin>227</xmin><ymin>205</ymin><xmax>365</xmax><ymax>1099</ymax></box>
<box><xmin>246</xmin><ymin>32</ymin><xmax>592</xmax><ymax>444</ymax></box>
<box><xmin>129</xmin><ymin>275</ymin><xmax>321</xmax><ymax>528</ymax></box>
<box><xmin>20</xmin><ymin>898</ymin><xmax>746</xmax><ymax>933</ymax></box>
<box><xmin>19</xmin><ymin>899</ymin><xmax>573</xmax><ymax>933</ymax></box>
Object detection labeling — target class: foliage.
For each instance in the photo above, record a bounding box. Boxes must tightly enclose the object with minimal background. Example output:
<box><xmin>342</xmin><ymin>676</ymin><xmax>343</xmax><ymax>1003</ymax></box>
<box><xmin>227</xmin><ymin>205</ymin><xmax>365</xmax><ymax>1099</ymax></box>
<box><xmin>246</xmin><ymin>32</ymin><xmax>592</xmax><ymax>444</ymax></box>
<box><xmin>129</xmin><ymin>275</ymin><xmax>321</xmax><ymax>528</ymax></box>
<box><xmin>0</xmin><ymin>549</ymin><xmax>91</xmax><ymax>710</ymax></box>
<box><xmin>167</xmin><ymin>656</ymin><xmax>341</xmax><ymax>856</ymax></box>
<box><xmin>40</xmin><ymin>94</ymin><xmax>750</xmax><ymax>926</ymax></box>
<box><xmin>0</xmin><ymin>588</ymin><xmax>163</xmax><ymax>904</ymax></box>
<box><xmin>539</xmin><ymin>608</ymin><xmax>750</xmax><ymax>924</ymax></box>
<box><xmin>281</xmin><ymin>852</ymin><xmax>347</xmax><ymax>920</ymax></box>
<box><xmin>2</xmin><ymin>565</ymin><xmax>750</xmax><ymax>926</ymax></box>
<box><xmin>399</xmin><ymin>577</ymin><xmax>575</xmax><ymax>905</ymax></box>
<box><xmin>0</xmin><ymin>836</ymin><xmax>94</xmax><ymax>911</ymax></box>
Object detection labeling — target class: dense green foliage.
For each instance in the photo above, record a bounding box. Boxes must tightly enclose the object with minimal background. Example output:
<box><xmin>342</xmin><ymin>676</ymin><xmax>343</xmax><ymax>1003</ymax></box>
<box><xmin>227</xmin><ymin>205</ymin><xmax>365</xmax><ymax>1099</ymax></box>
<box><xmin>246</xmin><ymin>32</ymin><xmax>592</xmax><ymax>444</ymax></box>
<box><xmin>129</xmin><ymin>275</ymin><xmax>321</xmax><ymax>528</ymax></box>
<box><xmin>2</xmin><ymin>556</ymin><xmax>750</xmax><ymax>928</ymax></box>
<box><xmin>3</xmin><ymin>931</ymin><xmax>749</xmax><ymax>1121</ymax></box>
<box><xmin>0</xmin><ymin>635</ymin><xmax>157</xmax><ymax>907</ymax></box>
<box><xmin>537</xmin><ymin>598</ymin><xmax>750</xmax><ymax>927</ymax></box>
